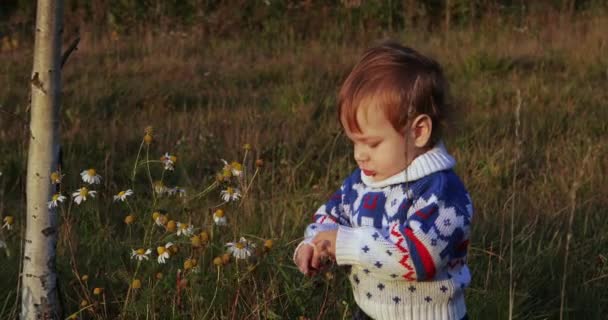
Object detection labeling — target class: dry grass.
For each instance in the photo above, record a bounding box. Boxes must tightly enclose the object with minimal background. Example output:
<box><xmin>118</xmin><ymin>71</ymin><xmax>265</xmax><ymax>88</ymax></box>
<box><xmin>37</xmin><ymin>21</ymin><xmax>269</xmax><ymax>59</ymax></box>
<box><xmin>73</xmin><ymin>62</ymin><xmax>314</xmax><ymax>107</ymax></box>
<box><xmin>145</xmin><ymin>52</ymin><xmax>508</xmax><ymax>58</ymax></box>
<box><xmin>0</xmin><ymin>9</ymin><xmax>607</xmax><ymax>319</ymax></box>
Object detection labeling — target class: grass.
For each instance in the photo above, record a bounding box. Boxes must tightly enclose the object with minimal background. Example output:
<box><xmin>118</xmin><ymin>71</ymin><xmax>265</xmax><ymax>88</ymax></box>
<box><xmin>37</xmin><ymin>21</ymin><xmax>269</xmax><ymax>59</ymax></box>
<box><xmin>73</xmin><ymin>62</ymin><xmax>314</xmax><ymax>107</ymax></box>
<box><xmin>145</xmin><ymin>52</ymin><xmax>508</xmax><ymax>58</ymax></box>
<box><xmin>1</xmin><ymin>9</ymin><xmax>608</xmax><ymax>320</ymax></box>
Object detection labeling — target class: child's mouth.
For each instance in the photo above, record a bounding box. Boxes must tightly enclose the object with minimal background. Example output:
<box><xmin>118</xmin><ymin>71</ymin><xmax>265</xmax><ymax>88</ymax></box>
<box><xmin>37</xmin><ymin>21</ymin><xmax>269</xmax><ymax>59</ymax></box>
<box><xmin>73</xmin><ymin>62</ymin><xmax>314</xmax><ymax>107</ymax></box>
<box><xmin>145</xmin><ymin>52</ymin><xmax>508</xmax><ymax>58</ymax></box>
<box><xmin>362</xmin><ymin>169</ymin><xmax>376</xmax><ymax>176</ymax></box>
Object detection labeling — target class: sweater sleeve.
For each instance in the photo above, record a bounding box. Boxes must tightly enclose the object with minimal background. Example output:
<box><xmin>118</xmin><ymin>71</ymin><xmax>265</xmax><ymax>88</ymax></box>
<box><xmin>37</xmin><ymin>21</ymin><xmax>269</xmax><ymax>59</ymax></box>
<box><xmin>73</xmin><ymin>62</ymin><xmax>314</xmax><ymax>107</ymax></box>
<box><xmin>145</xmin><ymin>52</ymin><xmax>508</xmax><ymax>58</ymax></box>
<box><xmin>303</xmin><ymin>185</ymin><xmax>351</xmax><ymax>240</ymax></box>
<box><xmin>334</xmin><ymin>176</ymin><xmax>473</xmax><ymax>281</ymax></box>
<box><xmin>293</xmin><ymin>177</ymin><xmax>353</xmax><ymax>263</ymax></box>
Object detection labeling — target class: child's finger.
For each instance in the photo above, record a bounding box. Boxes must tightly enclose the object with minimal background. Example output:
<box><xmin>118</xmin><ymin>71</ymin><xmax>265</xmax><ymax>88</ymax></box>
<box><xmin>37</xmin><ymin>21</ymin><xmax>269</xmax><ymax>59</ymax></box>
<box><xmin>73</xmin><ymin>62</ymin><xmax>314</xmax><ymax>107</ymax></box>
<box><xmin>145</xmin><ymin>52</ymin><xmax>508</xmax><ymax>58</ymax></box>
<box><xmin>297</xmin><ymin>246</ymin><xmax>313</xmax><ymax>274</ymax></box>
<box><xmin>311</xmin><ymin>244</ymin><xmax>325</xmax><ymax>269</ymax></box>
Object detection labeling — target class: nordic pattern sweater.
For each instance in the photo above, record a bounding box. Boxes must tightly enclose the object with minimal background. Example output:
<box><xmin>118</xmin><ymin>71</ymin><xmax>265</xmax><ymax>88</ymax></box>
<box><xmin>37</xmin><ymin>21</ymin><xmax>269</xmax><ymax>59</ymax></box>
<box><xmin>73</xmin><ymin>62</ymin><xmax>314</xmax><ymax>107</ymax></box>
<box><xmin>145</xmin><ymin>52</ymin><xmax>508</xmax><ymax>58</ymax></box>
<box><xmin>295</xmin><ymin>143</ymin><xmax>473</xmax><ymax>320</ymax></box>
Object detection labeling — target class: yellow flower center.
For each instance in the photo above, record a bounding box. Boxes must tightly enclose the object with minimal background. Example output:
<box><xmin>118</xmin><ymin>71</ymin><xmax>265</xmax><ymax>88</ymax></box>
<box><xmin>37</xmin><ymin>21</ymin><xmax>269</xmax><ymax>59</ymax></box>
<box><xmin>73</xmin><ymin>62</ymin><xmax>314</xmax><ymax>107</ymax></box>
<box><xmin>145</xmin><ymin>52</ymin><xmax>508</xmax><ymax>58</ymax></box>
<box><xmin>50</xmin><ymin>172</ymin><xmax>60</xmax><ymax>182</ymax></box>
<box><xmin>131</xmin><ymin>279</ymin><xmax>142</xmax><ymax>289</ymax></box>
<box><xmin>52</xmin><ymin>194</ymin><xmax>60</xmax><ymax>201</ymax></box>
<box><xmin>235</xmin><ymin>243</ymin><xmax>245</xmax><ymax>249</ymax></box>
<box><xmin>200</xmin><ymin>231</ymin><xmax>209</xmax><ymax>242</ymax></box>
<box><xmin>93</xmin><ymin>287</ymin><xmax>103</xmax><ymax>295</ymax></box>
<box><xmin>152</xmin><ymin>212</ymin><xmax>160</xmax><ymax>220</ymax></box>
<box><xmin>170</xmin><ymin>155</ymin><xmax>177</xmax><ymax>163</ymax></box>
<box><xmin>167</xmin><ymin>220</ymin><xmax>176</xmax><ymax>231</ymax></box>
<box><xmin>157</xmin><ymin>247</ymin><xmax>166</xmax><ymax>255</ymax></box>
<box><xmin>136</xmin><ymin>248</ymin><xmax>146</xmax><ymax>255</ymax></box>
<box><xmin>214</xmin><ymin>209</ymin><xmax>225</xmax><ymax>218</ymax></box>
<box><xmin>222</xmin><ymin>169</ymin><xmax>232</xmax><ymax>178</ymax></box>
<box><xmin>4</xmin><ymin>216</ymin><xmax>14</xmax><ymax>224</ymax></box>
<box><xmin>191</xmin><ymin>236</ymin><xmax>202</xmax><ymax>247</ymax></box>
<box><xmin>118</xmin><ymin>191</ymin><xmax>126</xmax><ymax>197</ymax></box>
<box><xmin>230</xmin><ymin>162</ymin><xmax>242</xmax><ymax>171</ymax></box>
<box><xmin>264</xmin><ymin>239</ymin><xmax>274</xmax><ymax>249</ymax></box>
<box><xmin>124</xmin><ymin>215</ymin><xmax>135</xmax><ymax>224</ymax></box>
<box><xmin>184</xmin><ymin>259</ymin><xmax>196</xmax><ymax>270</ymax></box>
<box><xmin>144</xmin><ymin>134</ymin><xmax>153</xmax><ymax>144</ymax></box>
<box><xmin>79</xmin><ymin>187</ymin><xmax>89</xmax><ymax>197</ymax></box>
<box><xmin>243</xmin><ymin>143</ymin><xmax>252</xmax><ymax>151</ymax></box>
<box><xmin>226</xmin><ymin>187</ymin><xmax>234</xmax><ymax>195</ymax></box>
<box><xmin>179</xmin><ymin>223</ymin><xmax>189</xmax><ymax>230</ymax></box>
<box><xmin>87</xmin><ymin>169</ymin><xmax>96</xmax><ymax>176</ymax></box>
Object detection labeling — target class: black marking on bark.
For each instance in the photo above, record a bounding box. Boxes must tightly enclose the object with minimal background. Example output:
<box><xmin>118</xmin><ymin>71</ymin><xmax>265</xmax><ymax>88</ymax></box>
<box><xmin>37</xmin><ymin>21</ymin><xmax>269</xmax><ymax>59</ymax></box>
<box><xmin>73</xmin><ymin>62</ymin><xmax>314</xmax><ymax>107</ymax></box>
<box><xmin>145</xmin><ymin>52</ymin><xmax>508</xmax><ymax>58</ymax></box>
<box><xmin>31</xmin><ymin>72</ymin><xmax>47</xmax><ymax>94</ymax></box>
<box><xmin>42</xmin><ymin>227</ymin><xmax>55</xmax><ymax>237</ymax></box>
<box><xmin>25</xmin><ymin>256</ymin><xmax>32</xmax><ymax>261</ymax></box>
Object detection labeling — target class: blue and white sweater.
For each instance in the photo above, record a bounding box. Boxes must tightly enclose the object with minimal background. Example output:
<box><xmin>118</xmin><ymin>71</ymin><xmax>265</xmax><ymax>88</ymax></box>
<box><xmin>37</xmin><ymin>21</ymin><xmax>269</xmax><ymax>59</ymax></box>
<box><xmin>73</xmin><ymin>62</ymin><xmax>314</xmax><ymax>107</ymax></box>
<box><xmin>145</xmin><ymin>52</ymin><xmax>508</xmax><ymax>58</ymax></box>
<box><xmin>296</xmin><ymin>143</ymin><xmax>473</xmax><ymax>320</ymax></box>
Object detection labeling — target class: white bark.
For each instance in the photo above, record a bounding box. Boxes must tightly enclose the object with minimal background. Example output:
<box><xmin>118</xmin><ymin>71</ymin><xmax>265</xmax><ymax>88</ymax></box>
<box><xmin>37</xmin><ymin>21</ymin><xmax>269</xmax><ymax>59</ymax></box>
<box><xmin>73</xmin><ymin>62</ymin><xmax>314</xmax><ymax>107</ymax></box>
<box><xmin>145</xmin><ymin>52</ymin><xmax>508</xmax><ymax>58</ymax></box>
<box><xmin>21</xmin><ymin>0</ymin><xmax>63</xmax><ymax>319</ymax></box>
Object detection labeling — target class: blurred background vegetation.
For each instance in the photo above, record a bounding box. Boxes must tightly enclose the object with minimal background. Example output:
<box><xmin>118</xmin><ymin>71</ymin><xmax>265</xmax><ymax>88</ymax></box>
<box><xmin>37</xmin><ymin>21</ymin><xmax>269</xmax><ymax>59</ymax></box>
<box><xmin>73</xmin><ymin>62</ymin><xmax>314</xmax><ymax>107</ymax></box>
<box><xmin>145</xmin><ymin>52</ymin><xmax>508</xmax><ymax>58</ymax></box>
<box><xmin>1</xmin><ymin>0</ymin><xmax>607</xmax><ymax>319</ymax></box>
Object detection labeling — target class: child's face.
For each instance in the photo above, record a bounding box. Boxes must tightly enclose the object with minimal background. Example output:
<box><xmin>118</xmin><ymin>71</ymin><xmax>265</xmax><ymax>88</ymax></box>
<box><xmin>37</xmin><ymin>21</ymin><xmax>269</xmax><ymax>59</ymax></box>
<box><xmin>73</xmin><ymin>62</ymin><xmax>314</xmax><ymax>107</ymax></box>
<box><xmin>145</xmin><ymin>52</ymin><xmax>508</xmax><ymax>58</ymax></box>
<box><xmin>342</xmin><ymin>105</ymin><xmax>410</xmax><ymax>182</ymax></box>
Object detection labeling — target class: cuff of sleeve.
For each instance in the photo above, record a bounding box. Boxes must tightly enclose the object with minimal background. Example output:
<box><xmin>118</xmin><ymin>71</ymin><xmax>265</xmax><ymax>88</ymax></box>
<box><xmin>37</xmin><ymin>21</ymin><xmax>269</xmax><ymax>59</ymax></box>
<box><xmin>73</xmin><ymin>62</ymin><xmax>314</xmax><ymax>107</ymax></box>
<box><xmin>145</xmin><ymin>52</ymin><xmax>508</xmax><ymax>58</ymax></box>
<box><xmin>292</xmin><ymin>240</ymin><xmax>314</xmax><ymax>264</ymax></box>
<box><xmin>335</xmin><ymin>226</ymin><xmax>362</xmax><ymax>266</ymax></box>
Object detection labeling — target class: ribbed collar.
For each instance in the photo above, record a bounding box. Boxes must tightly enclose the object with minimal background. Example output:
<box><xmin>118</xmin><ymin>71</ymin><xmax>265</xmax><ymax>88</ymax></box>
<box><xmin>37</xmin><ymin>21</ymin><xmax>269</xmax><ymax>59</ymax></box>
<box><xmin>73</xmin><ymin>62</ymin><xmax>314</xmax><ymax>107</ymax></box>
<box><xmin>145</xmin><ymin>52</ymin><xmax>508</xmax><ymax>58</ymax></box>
<box><xmin>360</xmin><ymin>142</ymin><xmax>456</xmax><ymax>188</ymax></box>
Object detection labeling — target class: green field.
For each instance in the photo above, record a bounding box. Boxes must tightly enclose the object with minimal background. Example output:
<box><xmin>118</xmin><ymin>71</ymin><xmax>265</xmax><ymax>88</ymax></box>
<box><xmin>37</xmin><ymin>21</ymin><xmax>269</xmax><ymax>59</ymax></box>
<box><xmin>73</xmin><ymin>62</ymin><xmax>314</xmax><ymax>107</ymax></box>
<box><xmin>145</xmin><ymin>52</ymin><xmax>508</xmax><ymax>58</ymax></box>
<box><xmin>1</xmin><ymin>3</ymin><xmax>607</xmax><ymax>319</ymax></box>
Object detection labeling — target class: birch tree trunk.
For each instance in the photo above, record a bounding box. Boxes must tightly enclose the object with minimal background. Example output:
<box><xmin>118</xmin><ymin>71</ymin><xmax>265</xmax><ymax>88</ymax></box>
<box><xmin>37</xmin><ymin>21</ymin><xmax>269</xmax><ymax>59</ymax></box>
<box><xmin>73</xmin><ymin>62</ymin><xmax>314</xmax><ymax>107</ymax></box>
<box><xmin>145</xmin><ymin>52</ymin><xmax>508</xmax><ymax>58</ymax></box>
<box><xmin>22</xmin><ymin>0</ymin><xmax>64</xmax><ymax>319</ymax></box>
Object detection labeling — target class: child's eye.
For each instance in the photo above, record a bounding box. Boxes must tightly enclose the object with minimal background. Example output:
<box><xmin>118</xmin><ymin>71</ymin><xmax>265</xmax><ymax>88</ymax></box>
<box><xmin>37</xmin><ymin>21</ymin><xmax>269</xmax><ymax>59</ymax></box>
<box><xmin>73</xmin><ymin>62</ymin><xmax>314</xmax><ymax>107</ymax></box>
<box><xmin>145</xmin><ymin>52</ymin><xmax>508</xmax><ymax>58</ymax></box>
<box><xmin>370</xmin><ymin>141</ymin><xmax>381</xmax><ymax>148</ymax></box>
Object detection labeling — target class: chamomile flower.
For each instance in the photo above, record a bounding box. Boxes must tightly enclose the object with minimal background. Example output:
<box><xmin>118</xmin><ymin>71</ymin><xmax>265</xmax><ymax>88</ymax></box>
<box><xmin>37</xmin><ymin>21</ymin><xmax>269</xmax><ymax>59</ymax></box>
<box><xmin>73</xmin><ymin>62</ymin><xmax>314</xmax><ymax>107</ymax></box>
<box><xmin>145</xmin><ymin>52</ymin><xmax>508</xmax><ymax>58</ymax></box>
<box><xmin>47</xmin><ymin>193</ymin><xmax>66</xmax><ymax>208</ymax></box>
<box><xmin>50</xmin><ymin>171</ymin><xmax>63</xmax><ymax>184</ymax></box>
<box><xmin>131</xmin><ymin>248</ymin><xmax>151</xmax><ymax>261</ymax></box>
<box><xmin>220</xmin><ymin>187</ymin><xmax>241</xmax><ymax>202</ymax></box>
<box><xmin>72</xmin><ymin>187</ymin><xmax>97</xmax><ymax>205</ymax></box>
<box><xmin>2</xmin><ymin>216</ymin><xmax>14</xmax><ymax>230</ymax></box>
<box><xmin>226</xmin><ymin>237</ymin><xmax>255</xmax><ymax>260</ymax></box>
<box><xmin>160</xmin><ymin>153</ymin><xmax>177</xmax><ymax>171</ymax></box>
<box><xmin>213</xmin><ymin>209</ymin><xmax>227</xmax><ymax>226</ymax></box>
<box><xmin>113</xmin><ymin>189</ymin><xmax>133</xmax><ymax>202</ymax></box>
<box><xmin>152</xmin><ymin>212</ymin><xmax>168</xmax><ymax>226</ymax></box>
<box><xmin>176</xmin><ymin>222</ymin><xmax>194</xmax><ymax>237</ymax></box>
<box><xmin>80</xmin><ymin>169</ymin><xmax>101</xmax><ymax>185</ymax></box>
<box><xmin>221</xmin><ymin>159</ymin><xmax>243</xmax><ymax>177</ymax></box>
<box><xmin>183</xmin><ymin>258</ymin><xmax>197</xmax><ymax>270</ymax></box>
<box><xmin>157</xmin><ymin>242</ymin><xmax>174</xmax><ymax>264</ymax></box>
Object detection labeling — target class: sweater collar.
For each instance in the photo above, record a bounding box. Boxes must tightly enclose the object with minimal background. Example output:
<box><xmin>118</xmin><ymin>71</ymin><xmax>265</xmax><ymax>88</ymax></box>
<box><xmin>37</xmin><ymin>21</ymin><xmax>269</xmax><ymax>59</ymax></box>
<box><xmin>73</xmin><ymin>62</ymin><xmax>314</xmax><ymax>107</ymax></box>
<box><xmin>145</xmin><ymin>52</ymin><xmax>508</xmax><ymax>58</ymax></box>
<box><xmin>360</xmin><ymin>142</ymin><xmax>455</xmax><ymax>188</ymax></box>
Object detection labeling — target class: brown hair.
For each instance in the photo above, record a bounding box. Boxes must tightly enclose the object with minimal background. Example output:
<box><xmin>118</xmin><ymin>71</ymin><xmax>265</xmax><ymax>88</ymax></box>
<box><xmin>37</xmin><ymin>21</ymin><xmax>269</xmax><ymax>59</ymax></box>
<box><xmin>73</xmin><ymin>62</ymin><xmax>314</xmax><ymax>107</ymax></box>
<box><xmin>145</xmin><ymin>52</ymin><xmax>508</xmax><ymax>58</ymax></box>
<box><xmin>338</xmin><ymin>41</ymin><xmax>451</xmax><ymax>146</ymax></box>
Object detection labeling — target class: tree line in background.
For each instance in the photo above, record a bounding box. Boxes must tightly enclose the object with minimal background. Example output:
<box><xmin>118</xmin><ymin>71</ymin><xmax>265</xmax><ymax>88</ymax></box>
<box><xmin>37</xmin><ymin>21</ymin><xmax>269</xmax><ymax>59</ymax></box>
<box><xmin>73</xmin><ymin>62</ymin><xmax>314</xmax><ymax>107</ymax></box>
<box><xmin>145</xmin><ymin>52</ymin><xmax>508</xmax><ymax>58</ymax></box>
<box><xmin>1</xmin><ymin>0</ymin><xmax>607</xmax><ymax>39</ymax></box>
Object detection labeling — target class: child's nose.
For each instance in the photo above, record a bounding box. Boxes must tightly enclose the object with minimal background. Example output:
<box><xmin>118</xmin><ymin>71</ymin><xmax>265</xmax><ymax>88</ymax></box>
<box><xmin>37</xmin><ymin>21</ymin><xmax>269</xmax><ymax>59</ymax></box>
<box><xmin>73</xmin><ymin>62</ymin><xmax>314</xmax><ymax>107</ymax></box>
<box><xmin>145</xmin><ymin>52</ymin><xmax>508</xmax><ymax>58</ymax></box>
<box><xmin>354</xmin><ymin>149</ymin><xmax>368</xmax><ymax>162</ymax></box>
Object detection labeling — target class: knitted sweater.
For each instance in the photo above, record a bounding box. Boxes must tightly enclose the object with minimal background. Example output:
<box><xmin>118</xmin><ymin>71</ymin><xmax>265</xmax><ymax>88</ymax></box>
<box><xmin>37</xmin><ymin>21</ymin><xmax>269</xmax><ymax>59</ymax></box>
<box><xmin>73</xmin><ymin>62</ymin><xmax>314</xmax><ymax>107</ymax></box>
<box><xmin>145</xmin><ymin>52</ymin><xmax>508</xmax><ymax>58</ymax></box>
<box><xmin>295</xmin><ymin>143</ymin><xmax>473</xmax><ymax>320</ymax></box>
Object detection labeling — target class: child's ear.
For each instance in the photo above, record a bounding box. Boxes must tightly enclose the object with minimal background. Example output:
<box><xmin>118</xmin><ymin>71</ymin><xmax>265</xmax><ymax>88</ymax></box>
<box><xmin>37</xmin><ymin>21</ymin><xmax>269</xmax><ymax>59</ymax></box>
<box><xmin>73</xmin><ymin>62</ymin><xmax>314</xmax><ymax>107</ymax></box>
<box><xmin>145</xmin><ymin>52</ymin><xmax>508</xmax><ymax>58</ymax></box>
<box><xmin>410</xmin><ymin>114</ymin><xmax>432</xmax><ymax>148</ymax></box>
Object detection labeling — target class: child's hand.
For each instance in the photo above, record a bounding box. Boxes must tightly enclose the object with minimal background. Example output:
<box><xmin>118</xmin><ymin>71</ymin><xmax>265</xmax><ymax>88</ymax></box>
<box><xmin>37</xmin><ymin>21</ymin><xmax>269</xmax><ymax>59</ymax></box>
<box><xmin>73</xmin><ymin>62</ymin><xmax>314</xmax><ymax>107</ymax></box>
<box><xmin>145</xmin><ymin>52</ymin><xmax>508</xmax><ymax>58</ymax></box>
<box><xmin>294</xmin><ymin>243</ymin><xmax>316</xmax><ymax>276</ymax></box>
<box><xmin>311</xmin><ymin>230</ymin><xmax>338</xmax><ymax>268</ymax></box>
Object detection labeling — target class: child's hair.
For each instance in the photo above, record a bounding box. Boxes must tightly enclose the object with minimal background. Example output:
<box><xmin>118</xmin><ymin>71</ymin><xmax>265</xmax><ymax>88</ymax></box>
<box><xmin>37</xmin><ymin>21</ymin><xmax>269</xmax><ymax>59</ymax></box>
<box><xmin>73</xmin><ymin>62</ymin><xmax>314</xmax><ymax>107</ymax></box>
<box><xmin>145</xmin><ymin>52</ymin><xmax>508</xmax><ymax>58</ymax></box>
<box><xmin>338</xmin><ymin>41</ymin><xmax>451</xmax><ymax>146</ymax></box>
